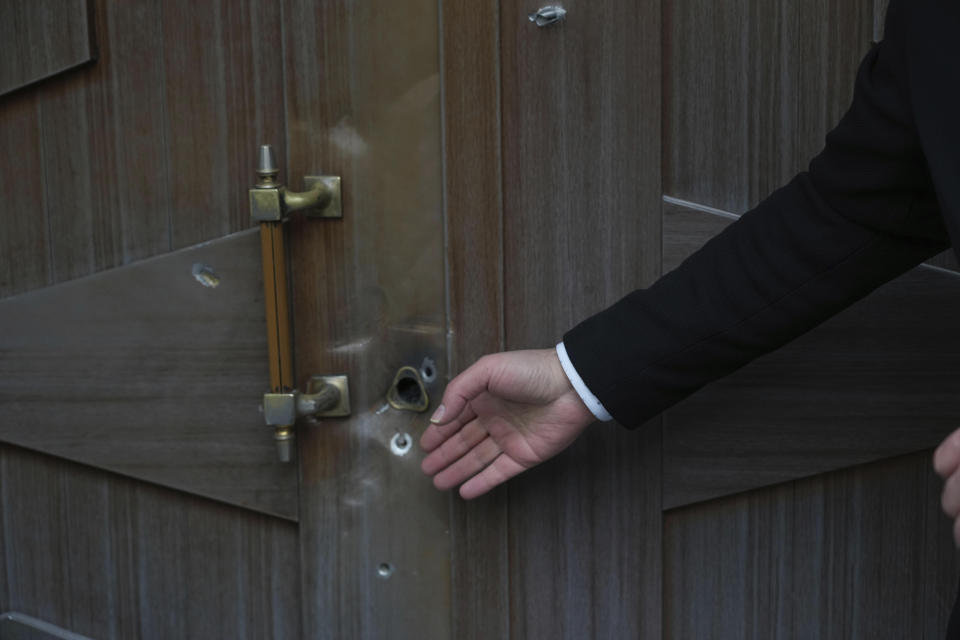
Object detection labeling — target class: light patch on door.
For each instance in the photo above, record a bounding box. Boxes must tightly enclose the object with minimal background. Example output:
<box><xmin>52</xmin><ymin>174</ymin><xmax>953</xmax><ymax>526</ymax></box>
<box><xmin>191</xmin><ymin>263</ymin><xmax>221</xmax><ymax>288</ymax></box>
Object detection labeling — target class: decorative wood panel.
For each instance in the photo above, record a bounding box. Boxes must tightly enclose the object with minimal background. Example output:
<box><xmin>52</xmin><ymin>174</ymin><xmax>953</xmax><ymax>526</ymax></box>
<box><xmin>0</xmin><ymin>0</ymin><xmax>285</xmax><ymax>300</ymax></box>
<box><xmin>0</xmin><ymin>444</ymin><xmax>300</xmax><ymax>640</ymax></box>
<box><xmin>664</xmin><ymin>450</ymin><xmax>960</xmax><ymax>639</ymax></box>
<box><xmin>662</xmin><ymin>201</ymin><xmax>960</xmax><ymax>508</ymax></box>
<box><xmin>441</xmin><ymin>2</ymin><xmax>510</xmax><ymax>639</ymax></box>
<box><xmin>664</xmin><ymin>0</ymin><xmax>874</xmax><ymax>212</ymax></box>
<box><xmin>0</xmin><ymin>230</ymin><xmax>298</xmax><ymax>519</ymax></box>
<box><xmin>282</xmin><ymin>0</ymin><xmax>451</xmax><ymax>637</ymax></box>
<box><xmin>0</xmin><ymin>92</ymin><xmax>48</xmax><ymax>297</ymax></box>
<box><xmin>0</xmin><ymin>0</ymin><xmax>95</xmax><ymax>97</ymax></box>
<box><xmin>499</xmin><ymin>0</ymin><xmax>663</xmax><ymax>636</ymax></box>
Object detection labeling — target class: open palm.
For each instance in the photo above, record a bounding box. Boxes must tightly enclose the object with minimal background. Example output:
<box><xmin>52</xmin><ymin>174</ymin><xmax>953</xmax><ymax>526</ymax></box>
<box><xmin>420</xmin><ymin>349</ymin><xmax>594</xmax><ymax>499</ymax></box>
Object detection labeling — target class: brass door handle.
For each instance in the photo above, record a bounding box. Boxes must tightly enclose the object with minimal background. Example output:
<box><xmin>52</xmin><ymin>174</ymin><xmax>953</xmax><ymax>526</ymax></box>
<box><xmin>250</xmin><ymin>145</ymin><xmax>349</xmax><ymax>462</ymax></box>
<box><xmin>263</xmin><ymin>376</ymin><xmax>351</xmax><ymax>462</ymax></box>
<box><xmin>249</xmin><ymin>145</ymin><xmax>342</xmax><ymax>221</ymax></box>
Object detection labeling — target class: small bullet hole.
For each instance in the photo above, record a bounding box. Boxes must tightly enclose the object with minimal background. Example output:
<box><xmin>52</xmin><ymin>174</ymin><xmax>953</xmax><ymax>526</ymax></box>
<box><xmin>390</xmin><ymin>432</ymin><xmax>413</xmax><ymax>456</ymax></box>
<box><xmin>377</xmin><ymin>563</ymin><xmax>394</xmax><ymax>579</ymax></box>
<box><xmin>420</xmin><ymin>357</ymin><xmax>437</xmax><ymax>383</ymax></box>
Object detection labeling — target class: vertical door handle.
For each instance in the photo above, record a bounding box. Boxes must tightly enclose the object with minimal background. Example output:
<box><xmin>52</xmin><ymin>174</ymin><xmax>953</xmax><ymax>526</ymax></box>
<box><xmin>249</xmin><ymin>145</ymin><xmax>350</xmax><ymax>462</ymax></box>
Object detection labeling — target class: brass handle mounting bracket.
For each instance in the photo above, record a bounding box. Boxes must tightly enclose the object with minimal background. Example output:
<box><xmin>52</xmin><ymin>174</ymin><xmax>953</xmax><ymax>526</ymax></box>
<box><xmin>263</xmin><ymin>375</ymin><xmax>351</xmax><ymax>463</ymax></box>
<box><xmin>249</xmin><ymin>145</ymin><xmax>342</xmax><ymax>222</ymax></box>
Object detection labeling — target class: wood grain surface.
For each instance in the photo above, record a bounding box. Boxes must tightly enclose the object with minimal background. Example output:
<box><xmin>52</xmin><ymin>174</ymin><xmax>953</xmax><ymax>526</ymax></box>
<box><xmin>499</xmin><ymin>0</ymin><xmax>663</xmax><ymax>636</ymax></box>
<box><xmin>0</xmin><ymin>230</ymin><xmax>298</xmax><ymax>519</ymax></box>
<box><xmin>664</xmin><ymin>450</ymin><xmax>960</xmax><ymax>639</ymax></box>
<box><xmin>441</xmin><ymin>2</ymin><xmax>510</xmax><ymax>639</ymax></box>
<box><xmin>662</xmin><ymin>201</ymin><xmax>960</xmax><ymax>508</ymax></box>
<box><xmin>0</xmin><ymin>91</ymin><xmax>48</xmax><ymax>296</ymax></box>
<box><xmin>0</xmin><ymin>443</ymin><xmax>300</xmax><ymax>640</ymax></box>
<box><xmin>664</xmin><ymin>0</ymin><xmax>874</xmax><ymax>213</ymax></box>
<box><xmin>0</xmin><ymin>0</ymin><xmax>284</xmax><ymax>299</ymax></box>
<box><xmin>0</xmin><ymin>0</ymin><xmax>94</xmax><ymax>97</ymax></box>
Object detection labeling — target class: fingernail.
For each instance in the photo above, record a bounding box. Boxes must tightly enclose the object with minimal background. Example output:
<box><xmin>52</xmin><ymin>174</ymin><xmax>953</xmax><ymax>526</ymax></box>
<box><xmin>430</xmin><ymin>405</ymin><xmax>445</xmax><ymax>423</ymax></box>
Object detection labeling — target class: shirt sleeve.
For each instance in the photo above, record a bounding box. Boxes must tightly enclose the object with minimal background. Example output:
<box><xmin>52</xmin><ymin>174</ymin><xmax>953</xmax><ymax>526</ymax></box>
<box><xmin>556</xmin><ymin>342</ymin><xmax>613</xmax><ymax>422</ymax></box>
<box><xmin>562</xmin><ymin>0</ymin><xmax>950</xmax><ymax>428</ymax></box>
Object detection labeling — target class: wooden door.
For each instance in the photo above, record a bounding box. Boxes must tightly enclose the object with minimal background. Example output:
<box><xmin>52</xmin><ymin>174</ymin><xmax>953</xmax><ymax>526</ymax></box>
<box><xmin>0</xmin><ymin>1</ymin><xmax>451</xmax><ymax>638</ymax></box>
<box><xmin>441</xmin><ymin>0</ymin><xmax>960</xmax><ymax>638</ymax></box>
<box><xmin>4</xmin><ymin>1</ymin><xmax>960</xmax><ymax>639</ymax></box>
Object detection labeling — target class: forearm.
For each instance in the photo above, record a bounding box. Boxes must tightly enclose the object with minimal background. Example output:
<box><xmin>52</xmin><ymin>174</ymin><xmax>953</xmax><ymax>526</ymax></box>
<box><xmin>563</xmin><ymin>173</ymin><xmax>947</xmax><ymax>427</ymax></box>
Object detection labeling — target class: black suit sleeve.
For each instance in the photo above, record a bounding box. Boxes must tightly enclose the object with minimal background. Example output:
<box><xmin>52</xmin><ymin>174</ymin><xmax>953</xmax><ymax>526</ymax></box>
<box><xmin>562</xmin><ymin>0</ymin><xmax>950</xmax><ymax>428</ymax></box>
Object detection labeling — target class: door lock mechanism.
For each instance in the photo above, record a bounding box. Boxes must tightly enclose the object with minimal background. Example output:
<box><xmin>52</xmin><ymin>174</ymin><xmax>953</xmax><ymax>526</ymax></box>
<box><xmin>263</xmin><ymin>375</ymin><xmax>351</xmax><ymax>462</ymax></box>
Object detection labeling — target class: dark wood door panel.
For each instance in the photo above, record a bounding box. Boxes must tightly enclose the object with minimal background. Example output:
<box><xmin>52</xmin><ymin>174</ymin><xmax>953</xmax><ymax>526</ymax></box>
<box><xmin>662</xmin><ymin>201</ymin><xmax>960</xmax><ymax>508</ymax></box>
<box><xmin>0</xmin><ymin>444</ymin><xmax>300</xmax><ymax>640</ymax></box>
<box><xmin>664</xmin><ymin>0</ymin><xmax>876</xmax><ymax>214</ymax></box>
<box><xmin>0</xmin><ymin>230</ymin><xmax>298</xmax><ymax>519</ymax></box>
<box><xmin>498</xmin><ymin>0</ymin><xmax>663</xmax><ymax>636</ymax></box>
<box><xmin>0</xmin><ymin>0</ymin><xmax>95</xmax><ymax>97</ymax></box>
<box><xmin>440</xmin><ymin>3</ymin><xmax>510</xmax><ymax>637</ymax></box>
<box><xmin>664</xmin><ymin>450</ymin><xmax>959</xmax><ymax>639</ymax></box>
<box><xmin>0</xmin><ymin>0</ymin><xmax>285</xmax><ymax>299</ymax></box>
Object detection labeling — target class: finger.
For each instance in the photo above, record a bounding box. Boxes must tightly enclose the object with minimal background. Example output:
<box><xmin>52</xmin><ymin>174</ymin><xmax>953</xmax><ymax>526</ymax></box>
<box><xmin>420</xmin><ymin>405</ymin><xmax>477</xmax><ymax>452</ymax></box>
<box><xmin>429</xmin><ymin>356</ymin><xmax>495</xmax><ymax>426</ymax></box>
<box><xmin>459</xmin><ymin>453</ymin><xmax>527</xmax><ymax>500</ymax></box>
<box><xmin>421</xmin><ymin>419</ymin><xmax>487</xmax><ymax>475</ymax></box>
<box><xmin>934</xmin><ymin>427</ymin><xmax>960</xmax><ymax>478</ymax></box>
<box><xmin>433</xmin><ymin>436</ymin><xmax>500</xmax><ymax>491</ymax></box>
<box><xmin>942</xmin><ymin>468</ymin><xmax>960</xmax><ymax>518</ymax></box>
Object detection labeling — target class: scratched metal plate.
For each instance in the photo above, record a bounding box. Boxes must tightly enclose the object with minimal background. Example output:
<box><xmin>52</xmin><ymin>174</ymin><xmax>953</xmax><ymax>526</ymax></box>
<box><xmin>284</xmin><ymin>0</ymin><xmax>452</xmax><ymax>635</ymax></box>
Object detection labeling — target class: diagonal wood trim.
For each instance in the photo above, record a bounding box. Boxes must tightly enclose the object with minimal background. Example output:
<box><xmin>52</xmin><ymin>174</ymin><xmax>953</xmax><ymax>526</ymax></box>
<box><xmin>664</xmin><ymin>449</ymin><xmax>959</xmax><ymax>637</ymax></box>
<box><xmin>662</xmin><ymin>199</ymin><xmax>960</xmax><ymax>509</ymax></box>
<box><xmin>0</xmin><ymin>442</ymin><xmax>301</xmax><ymax>638</ymax></box>
<box><xmin>0</xmin><ymin>0</ymin><xmax>95</xmax><ymax>97</ymax></box>
<box><xmin>0</xmin><ymin>229</ymin><xmax>298</xmax><ymax>520</ymax></box>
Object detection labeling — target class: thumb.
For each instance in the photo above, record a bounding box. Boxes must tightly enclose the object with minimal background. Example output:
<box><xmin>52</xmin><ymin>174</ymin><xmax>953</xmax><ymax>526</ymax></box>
<box><xmin>431</xmin><ymin>355</ymin><xmax>496</xmax><ymax>425</ymax></box>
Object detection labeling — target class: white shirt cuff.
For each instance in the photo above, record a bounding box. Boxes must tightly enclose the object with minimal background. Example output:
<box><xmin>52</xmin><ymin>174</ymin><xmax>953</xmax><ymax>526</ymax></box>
<box><xmin>555</xmin><ymin>342</ymin><xmax>613</xmax><ymax>422</ymax></box>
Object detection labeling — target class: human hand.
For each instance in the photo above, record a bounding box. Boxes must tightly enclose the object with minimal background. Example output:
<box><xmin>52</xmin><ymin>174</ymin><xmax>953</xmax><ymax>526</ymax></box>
<box><xmin>933</xmin><ymin>426</ymin><xmax>960</xmax><ymax>545</ymax></box>
<box><xmin>420</xmin><ymin>349</ymin><xmax>595</xmax><ymax>499</ymax></box>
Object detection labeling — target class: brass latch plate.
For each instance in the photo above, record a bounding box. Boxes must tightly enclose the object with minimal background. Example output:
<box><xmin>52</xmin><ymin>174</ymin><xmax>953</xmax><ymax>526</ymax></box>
<box><xmin>306</xmin><ymin>374</ymin><xmax>351</xmax><ymax>417</ymax></box>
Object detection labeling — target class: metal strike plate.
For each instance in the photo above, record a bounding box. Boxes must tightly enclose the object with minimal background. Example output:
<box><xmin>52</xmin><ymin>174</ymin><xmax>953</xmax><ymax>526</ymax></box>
<box><xmin>303</xmin><ymin>176</ymin><xmax>343</xmax><ymax>219</ymax></box>
<box><xmin>386</xmin><ymin>365</ymin><xmax>429</xmax><ymax>412</ymax></box>
<box><xmin>306</xmin><ymin>374</ymin><xmax>351</xmax><ymax>416</ymax></box>
<box><xmin>263</xmin><ymin>392</ymin><xmax>298</xmax><ymax>426</ymax></box>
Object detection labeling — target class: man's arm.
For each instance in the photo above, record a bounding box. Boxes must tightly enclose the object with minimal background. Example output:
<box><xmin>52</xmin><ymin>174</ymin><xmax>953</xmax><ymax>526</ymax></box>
<box><xmin>564</xmin><ymin>1</ymin><xmax>947</xmax><ymax>426</ymax></box>
<box><xmin>421</xmin><ymin>0</ymin><xmax>950</xmax><ymax>497</ymax></box>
